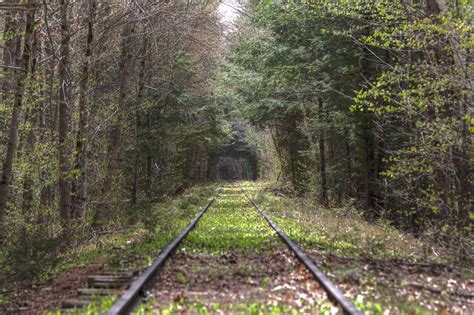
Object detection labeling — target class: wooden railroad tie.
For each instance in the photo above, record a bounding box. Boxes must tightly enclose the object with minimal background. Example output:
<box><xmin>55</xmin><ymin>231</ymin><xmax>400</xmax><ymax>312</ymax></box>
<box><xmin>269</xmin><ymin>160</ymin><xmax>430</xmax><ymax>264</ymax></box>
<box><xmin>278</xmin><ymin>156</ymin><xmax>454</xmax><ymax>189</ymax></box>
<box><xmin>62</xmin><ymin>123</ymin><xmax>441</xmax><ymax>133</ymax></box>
<box><xmin>60</xmin><ymin>271</ymin><xmax>133</xmax><ymax>312</ymax></box>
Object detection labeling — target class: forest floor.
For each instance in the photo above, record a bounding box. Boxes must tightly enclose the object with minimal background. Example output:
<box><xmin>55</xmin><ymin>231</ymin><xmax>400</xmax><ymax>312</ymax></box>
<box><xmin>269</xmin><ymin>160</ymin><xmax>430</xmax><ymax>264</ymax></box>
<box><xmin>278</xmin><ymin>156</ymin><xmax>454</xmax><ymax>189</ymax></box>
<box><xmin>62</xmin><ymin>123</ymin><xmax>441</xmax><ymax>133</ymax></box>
<box><xmin>1</xmin><ymin>182</ymin><xmax>473</xmax><ymax>314</ymax></box>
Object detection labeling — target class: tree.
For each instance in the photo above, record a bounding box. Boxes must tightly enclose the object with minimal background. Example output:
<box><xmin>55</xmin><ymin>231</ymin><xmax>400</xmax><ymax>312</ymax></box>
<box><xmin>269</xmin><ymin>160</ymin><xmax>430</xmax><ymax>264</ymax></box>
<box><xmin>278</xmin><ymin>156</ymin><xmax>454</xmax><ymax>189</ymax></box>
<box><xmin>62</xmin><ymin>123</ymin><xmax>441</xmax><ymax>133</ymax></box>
<box><xmin>71</xmin><ymin>0</ymin><xmax>96</xmax><ymax>218</ymax></box>
<box><xmin>57</xmin><ymin>0</ymin><xmax>72</xmax><ymax>220</ymax></box>
<box><xmin>0</xmin><ymin>0</ymin><xmax>36</xmax><ymax>226</ymax></box>
<box><xmin>219</xmin><ymin>0</ymin><xmax>472</xmax><ymax>252</ymax></box>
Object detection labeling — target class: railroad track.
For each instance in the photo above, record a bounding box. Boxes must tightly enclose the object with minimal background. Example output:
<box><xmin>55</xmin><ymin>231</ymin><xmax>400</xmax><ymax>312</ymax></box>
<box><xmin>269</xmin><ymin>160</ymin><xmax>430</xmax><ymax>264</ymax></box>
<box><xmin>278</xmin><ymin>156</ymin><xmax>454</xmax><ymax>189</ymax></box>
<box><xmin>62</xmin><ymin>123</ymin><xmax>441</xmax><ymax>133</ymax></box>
<box><xmin>62</xmin><ymin>185</ymin><xmax>363</xmax><ymax>314</ymax></box>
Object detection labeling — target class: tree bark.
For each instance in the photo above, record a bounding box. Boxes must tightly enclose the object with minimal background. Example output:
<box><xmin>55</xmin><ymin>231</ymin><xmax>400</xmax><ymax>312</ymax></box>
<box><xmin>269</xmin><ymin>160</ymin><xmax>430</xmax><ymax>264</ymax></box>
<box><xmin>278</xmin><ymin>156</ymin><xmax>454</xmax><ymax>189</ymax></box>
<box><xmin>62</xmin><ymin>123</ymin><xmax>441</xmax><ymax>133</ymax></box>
<box><xmin>131</xmin><ymin>36</ymin><xmax>148</xmax><ymax>204</ymax></box>
<box><xmin>0</xmin><ymin>1</ymin><xmax>35</xmax><ymax>225</ymax></box>
<box><xmin>146</xmin><ymin>110</ymin><xmax>153</xmax><ymax>199</ymax></box>
<box><xmin>21</xmin><ymin>28</ymin><xmax>40</xmax><ymax>214</ymax></box>
<box><xmin>344</xmin><ymin>128</ymin><xmax>353</xmax><ymax>198</ymax></box>
<box><xmin>1</xmin><ymin>0</ymin><xmax>23</xmax><ymax>100</ymax></box>
<box><xmin>71</xmin><ymin>0</ymin><xmax>96</xmax><ymax>218</ymax></box>
<box><xmin>448</xmin><ymin>3</ymin><xmax>472</xmax><ymax>227</ymax></box>
<box><xmin>58</xmin><ymin>0</ymin><xmax>73</xmax><ymax>221</ymax></box>
<box><xmin>317</xmin><ymin>97</ymin><xmax>328</xmax><ymax>206</ymax></box>
<box><xmin>104</xmin><ymin>18</ymin><xmax>135</xmax><ymax>192</ymax></box>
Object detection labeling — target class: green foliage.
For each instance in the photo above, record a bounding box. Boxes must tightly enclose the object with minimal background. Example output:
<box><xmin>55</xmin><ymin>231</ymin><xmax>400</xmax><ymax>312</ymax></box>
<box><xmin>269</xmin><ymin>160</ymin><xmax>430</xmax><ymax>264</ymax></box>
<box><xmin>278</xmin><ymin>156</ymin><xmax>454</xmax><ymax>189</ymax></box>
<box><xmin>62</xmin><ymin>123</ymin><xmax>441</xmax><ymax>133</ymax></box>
<box><xmin>218</xmin><ymin>0</ymin><xmax>373</xmax><ymax>194</ymax></box>
<box><xmin>3</xmin><ymin>222</ymin><xmax>62</xmax><ymax>279</ymax></box>
<box><xmin>217</xmin><ymin>0</ymin><xmax>472</xmax><ymax>255</ymax></box>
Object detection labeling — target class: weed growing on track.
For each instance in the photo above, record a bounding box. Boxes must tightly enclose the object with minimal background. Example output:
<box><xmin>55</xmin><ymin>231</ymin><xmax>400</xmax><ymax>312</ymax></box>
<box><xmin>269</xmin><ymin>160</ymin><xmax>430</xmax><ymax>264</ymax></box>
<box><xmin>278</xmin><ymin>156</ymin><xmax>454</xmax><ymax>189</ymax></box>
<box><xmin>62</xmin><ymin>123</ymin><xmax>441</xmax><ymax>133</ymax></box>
<box><xmin>181</xmin><ymin>187</ymin><xmax>280</xmax><ymax>254</ymax></box>
<box><xmin>43</xmin><ymin>183</ymin><xmax>468</xmax><ymax>315</ymax></box>
<box><xmin>135</xmin><ymin>302</ymin><xmax>331</xmax><ymax>315</ymax></box>
<box><xmin>137</xmin><ymin>186</ymin><xmax>335</xmax><ymax>314</ymax></box>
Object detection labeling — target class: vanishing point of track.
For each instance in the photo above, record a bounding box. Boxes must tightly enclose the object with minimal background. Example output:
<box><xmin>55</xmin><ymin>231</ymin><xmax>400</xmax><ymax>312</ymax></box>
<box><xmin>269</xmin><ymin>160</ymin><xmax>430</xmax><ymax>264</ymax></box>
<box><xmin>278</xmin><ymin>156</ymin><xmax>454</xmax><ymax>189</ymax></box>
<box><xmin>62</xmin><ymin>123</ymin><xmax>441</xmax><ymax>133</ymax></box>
<box><xmin>105</xmin><ymin>185</ymin><xmax>363</xmax><ymax>315</ymax></box>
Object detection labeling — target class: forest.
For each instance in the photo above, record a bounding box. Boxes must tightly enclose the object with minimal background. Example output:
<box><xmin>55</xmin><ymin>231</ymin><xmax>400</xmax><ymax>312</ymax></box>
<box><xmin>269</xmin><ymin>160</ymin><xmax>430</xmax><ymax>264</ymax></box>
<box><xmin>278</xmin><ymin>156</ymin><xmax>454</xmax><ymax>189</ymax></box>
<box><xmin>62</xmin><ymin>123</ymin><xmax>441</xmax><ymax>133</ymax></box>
<box><xmin>0</xmin><ymin>0</ymin><xmax>472</xmax><ymax>314</ymax></box>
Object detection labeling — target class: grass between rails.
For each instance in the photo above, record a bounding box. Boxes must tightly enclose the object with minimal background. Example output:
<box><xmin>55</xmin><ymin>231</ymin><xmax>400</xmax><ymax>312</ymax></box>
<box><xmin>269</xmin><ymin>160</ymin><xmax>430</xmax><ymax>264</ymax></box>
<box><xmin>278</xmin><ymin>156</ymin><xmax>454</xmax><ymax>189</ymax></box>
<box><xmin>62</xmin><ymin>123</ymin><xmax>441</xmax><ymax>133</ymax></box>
<box><xmin>135</xmin><ymin>303</ymin><xmax>341</xmax><ymax>315</ymax></box>
<box><xmin>181</xmin><ymin>188</ymin><xmax>278</xmax><ymax>254</ymax></box>
<box><xmin>135</xmin><ymin>186</ymin><xmax>334</xmax><ymax>314</ymax></box>
<box><xmin>242</xmin><ymin>181</ymin><xmax>473</xmax><ymax>314</ymax></box>
<box><xmin>1</xmin><ymin>184</ymin><xmax>217</xmax><ymax>315</ymax></box>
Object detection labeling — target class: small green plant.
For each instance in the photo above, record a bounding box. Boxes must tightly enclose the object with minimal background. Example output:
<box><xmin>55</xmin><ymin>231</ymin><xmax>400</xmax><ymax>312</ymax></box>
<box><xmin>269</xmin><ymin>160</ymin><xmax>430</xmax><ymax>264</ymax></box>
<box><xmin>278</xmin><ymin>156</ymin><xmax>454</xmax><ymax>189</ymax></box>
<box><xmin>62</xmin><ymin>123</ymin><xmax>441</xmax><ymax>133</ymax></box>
<box><xmin>178</xmin><ymin>195</ymin><xmax>200</xmax><ymax>209</ymax></box>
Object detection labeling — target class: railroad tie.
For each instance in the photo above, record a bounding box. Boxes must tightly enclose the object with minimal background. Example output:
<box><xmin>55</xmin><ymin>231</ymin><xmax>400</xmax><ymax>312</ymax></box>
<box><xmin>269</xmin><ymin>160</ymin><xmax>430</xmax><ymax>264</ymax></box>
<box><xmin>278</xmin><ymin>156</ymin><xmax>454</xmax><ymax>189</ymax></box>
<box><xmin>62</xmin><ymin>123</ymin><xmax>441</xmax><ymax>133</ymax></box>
<box><xmin>59</xmin><ymin>271</ymin><xmax>133</xmax><ymax>313</ymax></box>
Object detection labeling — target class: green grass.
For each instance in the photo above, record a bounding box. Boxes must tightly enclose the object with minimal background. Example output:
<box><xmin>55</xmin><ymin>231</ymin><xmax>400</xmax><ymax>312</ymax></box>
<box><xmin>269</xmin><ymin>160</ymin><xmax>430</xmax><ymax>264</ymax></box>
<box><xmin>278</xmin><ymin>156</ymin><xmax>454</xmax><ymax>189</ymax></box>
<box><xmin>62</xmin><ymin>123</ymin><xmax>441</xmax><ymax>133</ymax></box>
<box><xmin>242</xmin><ymin>181</ymin><xmax>429</xmax><ymax>262</ymax></box>
<box><xmin>240</xmin><ymin>181</ymin><xmax>461</xmax><ymax>315</ymax></box>
<box><xmin>181</xmin><ymin>187</ymin><xmax>279</xmax><ymax>254</ymax></box>
<box><xmin>135</xmin><ymin>301</ymin><xmax>314</xmax><ymax>315</ymax></box>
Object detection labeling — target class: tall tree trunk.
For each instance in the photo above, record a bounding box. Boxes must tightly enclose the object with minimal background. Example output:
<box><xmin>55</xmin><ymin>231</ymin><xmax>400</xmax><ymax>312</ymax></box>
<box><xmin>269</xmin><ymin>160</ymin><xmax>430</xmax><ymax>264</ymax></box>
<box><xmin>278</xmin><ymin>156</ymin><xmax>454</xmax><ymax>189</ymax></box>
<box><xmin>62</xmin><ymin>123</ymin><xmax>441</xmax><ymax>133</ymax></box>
<box><xmin>131</xmin><ymin>36</ymin><xmax>148</xmax><ymax>204</ymax></box>
<box><xmin>344</xmin><ymin>128</ymin><xmax>353</xmax><ymax>198</ymax></box>
<box><xmin>58</xmin><ymin>0</ymin><xmax>72</xmax><ymax>220</ymax></box>
<box><xmin>22</xmin><ymin>28</ymin><xmax>40</xmax><ymax>214</ymax></box>
<box><xmin>0</xmin><ymin>1</ymin><xmax>23</xmax><ymax>170</ymax></box>
<box><xmin>104</xmin><ymin>19</ymin><xmax>135</xmax><ymax>192</ymax></box>
<box><xmin>40</xmin><ymin>31</ymin><xmax>56</xmax><ymax>209</ymax></box>
<box><xmin>146</xmin><ymin>113</ymin><xmax>153</xmax><ymax>199</ymax></box>
<box><xmin>1</xmin><ymin>0</ymin><xmax>23</xmax><ymax>99</ymax></box>
<box><xmin>362</xmin><ymin>126</ymin><xmax>375</xmax><ymax>210</ymax></box>
<box><xmin>71</xmin><ymin>0</ymin><xmax>96</xmax><ymax>218</ymax></box>
<box><xmin>0</xmin><ymin>1</ymin><xmax>35</xmax><ymax>225</ymax></box>
<box><xmin>288</xmin><ymin>127</ymin><xmax>298</xmax><ymax>190</ymax></box>
<box><xmin>317</xmin><ymin>97</ymin><xmax>327</xmax><ymax>206</ymax></box>
<box><xmin>358</xmin><ymin>39</ymin><xmax>375</xmax><ymax>210</ymax></box>
<box><xmin>449</xmin><ymin>7</ymin><xmax>472</xmax><ymax>227</ymax></box>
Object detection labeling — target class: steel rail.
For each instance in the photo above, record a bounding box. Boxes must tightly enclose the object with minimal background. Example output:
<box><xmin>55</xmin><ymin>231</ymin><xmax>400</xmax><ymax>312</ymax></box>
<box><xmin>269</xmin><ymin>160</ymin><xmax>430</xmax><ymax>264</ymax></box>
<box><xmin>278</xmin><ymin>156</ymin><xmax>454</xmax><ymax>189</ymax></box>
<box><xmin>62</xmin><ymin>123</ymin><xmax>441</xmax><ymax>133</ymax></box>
<box><xmin>241</xmin><ymin>189</ymin><xmax>363</xmax><ymax>315</ymax></box>
<box><xmin>104</xmin><ymin>196</ymin><xmax>217</xmax><ymax>315</ymax></box>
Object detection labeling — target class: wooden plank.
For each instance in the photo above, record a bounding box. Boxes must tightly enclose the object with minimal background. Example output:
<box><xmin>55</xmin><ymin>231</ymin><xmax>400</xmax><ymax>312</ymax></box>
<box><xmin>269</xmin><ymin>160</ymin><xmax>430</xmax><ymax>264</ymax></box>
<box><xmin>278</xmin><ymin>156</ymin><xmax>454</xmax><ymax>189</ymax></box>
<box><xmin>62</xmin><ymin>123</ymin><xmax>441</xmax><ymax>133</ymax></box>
<box><xmin>61</xmin><ymin>299</ymin><xmax>90</xmax><ymax>309</ymax></box>
<box><xmin>87</xmin><ymin>275</ymin><xmax>131</xmax><ymax>285</ymax></box>
<box><xmin>77</xmin><ymin>288</ymin><xmax>110</xmax><ymax>296</ymax></box>
<box><xmin>99</xmin><ymin>271</ymin><xmax>134</xmax><ymax>278</ymax></box>
<box><xmin>90</xmin><ymin>281</ymin><xmax>122</xmax><ymax>289</ymax></box>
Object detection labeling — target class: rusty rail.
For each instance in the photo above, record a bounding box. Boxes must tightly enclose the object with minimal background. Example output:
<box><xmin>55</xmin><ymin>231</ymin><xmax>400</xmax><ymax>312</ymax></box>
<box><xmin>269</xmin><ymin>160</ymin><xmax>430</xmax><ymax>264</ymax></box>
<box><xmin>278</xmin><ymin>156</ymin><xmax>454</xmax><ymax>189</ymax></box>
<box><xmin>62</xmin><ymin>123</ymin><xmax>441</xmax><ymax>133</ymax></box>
<box><xmin>241</xmin><ymin>188</ymin><xmax>363</xmax><ymax>315</ymax></box>
<box><xmin>104</xmin><ymin>196</ymin><xmax>217</xmax><ymax>315</ymax></box>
